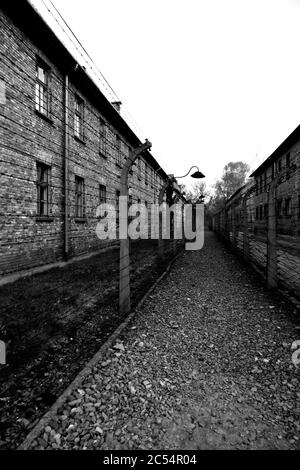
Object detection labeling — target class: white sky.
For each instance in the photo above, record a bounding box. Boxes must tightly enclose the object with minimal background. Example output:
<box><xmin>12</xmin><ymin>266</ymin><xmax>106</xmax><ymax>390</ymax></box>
<box><xmin>30</xmin><ymin>0</ymin><xmax>300</xmax><ymax>190</ymax></box>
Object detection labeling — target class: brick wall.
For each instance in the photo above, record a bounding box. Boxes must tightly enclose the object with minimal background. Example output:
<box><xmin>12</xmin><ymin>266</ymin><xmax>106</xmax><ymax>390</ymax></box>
<box><xmin>252</xmin><ymin>143</ymin><xmax>300</xmax><ymax>236</ymax></box>
<box><xmin>0</xmin><ymin>7</ymin><xmax>167</xmax><ymax>277</ymax></box>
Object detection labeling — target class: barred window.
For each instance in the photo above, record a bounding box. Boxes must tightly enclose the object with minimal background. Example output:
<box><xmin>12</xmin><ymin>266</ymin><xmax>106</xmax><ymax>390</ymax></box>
<box><xmin>277</xmin><ymin>158</ymin><xmax>282</xmax><ymax>173</ymax></box>
<box><xmin>259</xmin><ymin>175</ymin><xmax>263</xmax><ymax>194</ymax></box>
<box><xmin>272</xmin><ymin>162</ymin><xmax>276</xmax><ymax>179</ymax></box>
<box><xmin>74</xmin><ymin>96</ymin><xmax>84</xmax><ymax>140</ymax></box>
<box><xmin>263</xmin><ymin>172</ymin><xmax>267</xmax><ymax>191</ymax></box>
<box><xmin>285</xmin><ymin>198</ymin><xmax>291</xmax><ymax>216</ymax></box>
<box><xmin>277</xmin><ymin>199</ymin><xmax>283</xmax><ymax>217</ymax></box>
<box><xmin>99</xmin><ymin>118</ymin><xmax>107</xmax><ymax>156</ymax></box>
<box><xmin>137</xmin><ymin>158</ymin><xmax>142</xmax><ymax>180</ymax></box>
<box><xmin>99</xmin><ymin>184</ymin><xmax>107</xmax><ymax>204</ymax></box>
<box><xmin>145</xmin><ymin>163</ymin><xmax>148</xmax><ymax>185</ymax></box>
<box><xmin>36</xmin><ymin>162</ymin><xmax>51</xmax><ymax>216</ymax></box>
<box><xmin>75</xmin><ymin>176</ymin><xmax>85</xmax><ymax>218</ymax></box>
<box><xmin>149</xmin><ymin>167</ymin><xmax>153</xmax><ymax>187</ymax></box>
<box><xmin>35</xmin><ymin>61</ymin><xmax>50</xmax><ymax>116</ymax></box>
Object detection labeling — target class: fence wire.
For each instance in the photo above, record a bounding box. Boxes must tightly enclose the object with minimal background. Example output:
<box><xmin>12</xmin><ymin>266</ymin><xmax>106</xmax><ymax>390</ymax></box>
<box><xmin>211</xmin><ymin>170</ymin><xmax>300</xmax><ymax>301</ymax></box>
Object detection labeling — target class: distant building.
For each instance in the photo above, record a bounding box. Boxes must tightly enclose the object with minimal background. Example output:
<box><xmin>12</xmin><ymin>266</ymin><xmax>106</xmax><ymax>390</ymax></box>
<box><xmin>250</xmin><ymin>124</ymin><xmax>300</xmax><ymax>237</ymax></box>
<box><xmin>0</xmin><ymin>1</ymin><xmax>170</xmax><ymax>278</ymax></box>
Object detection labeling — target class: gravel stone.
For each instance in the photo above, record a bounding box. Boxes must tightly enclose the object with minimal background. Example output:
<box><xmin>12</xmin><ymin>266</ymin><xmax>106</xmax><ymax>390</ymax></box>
<box><xmin>27</xmin><ymin>232</ymin><xmax>300</xmax><ymax>450</ymax></box>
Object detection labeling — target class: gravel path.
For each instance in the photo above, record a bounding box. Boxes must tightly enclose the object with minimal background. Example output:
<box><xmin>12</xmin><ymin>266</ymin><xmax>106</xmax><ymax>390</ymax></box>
<box><xmin>27</xmin><ymin>231</ymin><xmax>300</xmax><ymax>450</ymax></box>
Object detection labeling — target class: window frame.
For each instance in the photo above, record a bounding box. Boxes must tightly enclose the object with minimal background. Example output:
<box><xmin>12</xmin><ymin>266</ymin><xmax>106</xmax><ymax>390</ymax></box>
<box><xmin>74</xmin><ymin>95</ymin><xmax>84</xmax><ymax>141</ymax></box>
<box><xmin>259</xmin><ymin>175</ymin><xmax>263</xmax><ymax>194</ymax></box>
<box><xmin>277</xmin><ymin>199</ymin><xmax>283</xmax><ymax>217</ymax></box>
<box><xmin>116</xmin><ymin>135</ymin><xmax>122</xmax><ymax>166</ymax></box>
<box><xmin>99</xmin><ymin>184</ymin><xmax>107</xmax><ymax>205</ymax></box>
<box><xmin>35</xmin><ymin>58</ymin><xmax>51</xmax><ymax>119</ymax></box>
<box><xmin>137</xmin><ymin>158</ymin><xmax>142</xmax><ymax>180</ymax></box>
<box><xmin>277</xmin><ymin>158</ymin><xmax>282</xmax><ymax>173</ymax></box>
<box><xmin>36</xmin><ymin>161</ymin><xmax>52</xmax><ymax>219</ymax></box>
<box><xmin>99</xmin><ymin>118</ymin><xmax>107</xmax><ymax>157</ymax></box>
<box><xmin>284</xmin><ymin>197</ymin><xmax>292</xmax><ymax>217</ymax></box>
<box><xmin>75</xmin><ymin>175</ymin><xmax>85</xmax><ymax>220</ymax></box>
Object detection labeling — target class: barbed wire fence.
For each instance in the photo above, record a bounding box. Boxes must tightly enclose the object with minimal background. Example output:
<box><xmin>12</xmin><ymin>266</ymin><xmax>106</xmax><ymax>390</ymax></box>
<box><xmin>211</xmin><ymin>166</ymin><xmax>300</xmax><ymax>303</ymax></box>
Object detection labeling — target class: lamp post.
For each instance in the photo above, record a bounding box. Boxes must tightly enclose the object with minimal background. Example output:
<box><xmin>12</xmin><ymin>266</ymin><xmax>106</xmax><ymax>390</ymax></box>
<box><xmin>158</xmin><ymin>166</ymin><xmax>205</xmax><ymax>262</ymax></box>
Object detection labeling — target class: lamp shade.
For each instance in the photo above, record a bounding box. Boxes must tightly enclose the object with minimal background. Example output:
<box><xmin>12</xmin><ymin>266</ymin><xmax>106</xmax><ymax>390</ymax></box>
<box><xmin>191</xmin><ymin>170</ymin><xmax>205</xmax><ymax>179</ymax></box>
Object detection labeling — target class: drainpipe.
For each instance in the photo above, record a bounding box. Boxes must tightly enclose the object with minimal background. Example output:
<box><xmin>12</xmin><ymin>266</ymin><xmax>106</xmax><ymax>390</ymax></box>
<box><xmin>64</xmin><ymin>64</ymin><xmax>79</xmax><ymax>261</ymax></box>
<box><xmin>64</xmin><ymin>73</ymin><xmax>70</xmax><ymax>260</ymax></box>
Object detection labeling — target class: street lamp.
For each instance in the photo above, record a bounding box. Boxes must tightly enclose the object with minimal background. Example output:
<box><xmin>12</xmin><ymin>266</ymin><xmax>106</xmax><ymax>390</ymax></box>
<box><xmin>175</xmin><ymin>166</ymin><xmax>205</xmax><ymax>180</ymax></box>
<box><xmin>158</xmin><ymin>166</ymin><xmax>205</xmax><ymax>260</ymax></box>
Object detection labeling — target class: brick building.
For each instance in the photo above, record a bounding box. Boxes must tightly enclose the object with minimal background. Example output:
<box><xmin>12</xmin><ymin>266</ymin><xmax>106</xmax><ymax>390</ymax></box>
<box><xmin>0</xmin><ymin>1</ymin><xmax>170</xmax><ymax>278</ymax></box>
<box><xmin>250</xmin><ymin>124</ymin><xmax>300</xmax><ymax>237</ymax></box>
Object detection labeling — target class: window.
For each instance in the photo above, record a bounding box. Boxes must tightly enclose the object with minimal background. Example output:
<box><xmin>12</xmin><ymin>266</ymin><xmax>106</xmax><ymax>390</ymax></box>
<box><xmin>277</xmin><ymin>158</ymin><xmax>282</xmax><ymax>173</ymax></box>
<box><xmin>264</xmin><ymin>172</ymin><xmax>267</xmax><ymax>191</ymax></box>
<box><xmin>137</xmin><ymin>158</ymin><xmax>142</xmax><ymax>180</ymax></box>
<box><xmin>153</xmin><ymin>170</ymin><xmax>157</xmax><ymax>189</ymax></box>
<box><xmin>74</xmin><ymin>96</ymin><xmax>84</xmax><ymax>140</ymax></box>
<box><xmin>145</xmin><ymin>163</ymin><xmax>148</xmax><ymax>185</ymax></box>
<box><xmin>99</xmin><ymin>184</ymin><xmax>106</xmax><ymax>204</ymax></box>
<box><xmin>286</xmin><ymin>152</ymin><xmax>290</xmax><ymax>168</ymax></box>
<box><xmin>285</xmin><ymin>198</ymin><xmax>291</xmax><ymax>217</ymax></box>
<box><xmin>259</xmin><ymin>175</ymin><xmax>263</xmax><ymax>194</ymax></box>
<box><xmin>150</xmin><ymin>167</ymin><xmax>154</xmax><ymax>187</ymax></box>
<box><xmin>99</xmin><ymin>118</ymin><xmax>107</xmax><ymax>156</ymax></box>
<box><xmin>116</xmin><ymin>136</ymin><xmax>121</xmax><ymax>166</ymax></box>
<box><xmin>36</xmin><ymin>162</ymin><xmax>51</xmax><ymax>217</ymax></box>
<box><xmin>277</xmin><ymin>199</ymin><xmax>282</xmax><ymax>217</ymax></box>
<box><xmin>255</xmin><ymin>207</ymin><xmax>259</xmax><ymax>220</ymax></box>
<box><xmin>259</xmin><ymin>205</ymin><xmax>263</xmax><ymax>220</ymax></box>
<box><xmin>264</xmin><ymin>204</ymin><xmax>268</xmax><ymax>219</ymax></box>
<box><xmin>272</xmin><ymin>162</ymin><xmax>276</xmax><ymax>179</ymax></box>
<box><xmin>75</xmin><ymin>176</ymin><xmax>85</xmax><ymax>218</ymax></box>
<box><xmin>35</xmin><ymin>60</ymin><xmax>50</xmax><ymax>116</ymax></box>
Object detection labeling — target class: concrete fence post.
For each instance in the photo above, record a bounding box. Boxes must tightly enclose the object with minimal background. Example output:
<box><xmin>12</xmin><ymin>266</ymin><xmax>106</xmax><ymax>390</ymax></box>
<box><xmin>242</xmin><ymin>191</ymin><xmax>251</xmax><ymax>261</ymax></box>
<box><xmin>267</xmin><ymin>179</ymin><xmax>278</xmax><ymax>289</ymax></box>
<box><xmin>119</xmin><ymin>140</ymin><xmax>152</xmax><ymax>315</ymax></box>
